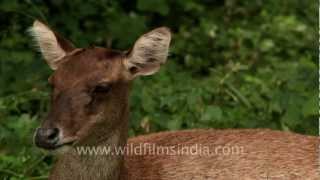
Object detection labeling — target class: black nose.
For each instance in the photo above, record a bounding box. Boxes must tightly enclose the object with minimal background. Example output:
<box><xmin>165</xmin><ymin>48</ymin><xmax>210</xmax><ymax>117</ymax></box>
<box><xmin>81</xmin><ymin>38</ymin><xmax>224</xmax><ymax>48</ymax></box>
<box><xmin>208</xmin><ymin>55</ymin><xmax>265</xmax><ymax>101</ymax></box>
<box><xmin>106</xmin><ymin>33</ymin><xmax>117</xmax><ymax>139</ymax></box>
<box><xmin>34</xmin><ymin>128</ymin><xmax>60</xmax><ymax>149</ymax></box>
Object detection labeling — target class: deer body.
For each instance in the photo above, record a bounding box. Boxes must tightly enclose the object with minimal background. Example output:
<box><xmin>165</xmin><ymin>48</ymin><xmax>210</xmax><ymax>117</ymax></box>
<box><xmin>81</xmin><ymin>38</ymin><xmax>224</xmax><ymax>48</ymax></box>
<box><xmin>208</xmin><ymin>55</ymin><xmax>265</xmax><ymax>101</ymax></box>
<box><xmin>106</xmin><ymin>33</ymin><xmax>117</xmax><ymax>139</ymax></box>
<box><xmin>50</xmin><ymin>129</ymin><xmax>318</xmax><ymax>180</ymax></box>
<box><xmin>29</xmin><ymin>20</ymin><xmax>319</xmax><ymax>180</ymax></box>
<box><xmin>124</xmin><ymin>129</ymin><xmax>318</xmax><ymax>180</ymax></box>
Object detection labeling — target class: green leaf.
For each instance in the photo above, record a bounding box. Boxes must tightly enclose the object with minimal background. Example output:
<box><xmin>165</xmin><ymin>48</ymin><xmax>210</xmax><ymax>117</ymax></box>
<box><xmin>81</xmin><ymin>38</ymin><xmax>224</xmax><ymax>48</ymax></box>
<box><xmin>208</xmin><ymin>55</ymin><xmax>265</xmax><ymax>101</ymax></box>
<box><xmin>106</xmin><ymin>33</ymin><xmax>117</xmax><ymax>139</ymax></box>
<box><xmin>200</xmin><ymin>106</ymin><xmax>223</xmax><ymax>122</ymax></box>
<box><xmin>302</xmin><ymin>95</ymin><xmax>318</xmax><ymax>117</ymax></box>
<box><xmin>281</xmin><ymin>104</ymin><xmax>301</xmax><ymax>126</ymax></box>
<box><xmin>167</xmin><ymin>118</ymin><xmax>182</xmax><ymax>130</ymax></box>
<box><xmin>137</xmin><ymin>0</ymin><xmax>169</xmax><ymax>15</ymax></box>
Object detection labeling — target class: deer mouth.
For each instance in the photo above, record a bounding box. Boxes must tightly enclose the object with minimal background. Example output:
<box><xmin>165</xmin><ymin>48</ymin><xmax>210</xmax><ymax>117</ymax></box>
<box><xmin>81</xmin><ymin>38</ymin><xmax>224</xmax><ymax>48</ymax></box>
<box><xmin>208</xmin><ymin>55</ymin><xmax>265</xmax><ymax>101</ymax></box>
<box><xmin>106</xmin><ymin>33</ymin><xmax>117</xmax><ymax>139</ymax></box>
<box><xmin>35</xmin><ymin>140</ymin><xmax>76</xmax><ymax>151</ymax></box>
<box><xmin>47</xmin><ymin>136</ymin><xmax>78</xmax><ymax>151</ymax></box>
<box><xmin>34</xmin><ymin>131</ymin><xmax>77</xmax><ymax>151</ymax></box>
<box><xmin>54</xmin><ymin>140</ymin><xmax>76</xmax><ymax>149</ymax></box>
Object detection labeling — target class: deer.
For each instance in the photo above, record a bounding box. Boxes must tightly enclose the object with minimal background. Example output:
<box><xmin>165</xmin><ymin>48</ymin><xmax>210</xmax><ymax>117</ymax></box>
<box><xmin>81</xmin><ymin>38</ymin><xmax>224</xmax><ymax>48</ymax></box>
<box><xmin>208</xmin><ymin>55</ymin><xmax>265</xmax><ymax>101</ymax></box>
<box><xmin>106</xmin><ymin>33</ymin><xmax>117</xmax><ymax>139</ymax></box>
<box><xmin>29</xmin><ymin>20</ymin><xmax>319</xmax><ymax>180</ymax></box>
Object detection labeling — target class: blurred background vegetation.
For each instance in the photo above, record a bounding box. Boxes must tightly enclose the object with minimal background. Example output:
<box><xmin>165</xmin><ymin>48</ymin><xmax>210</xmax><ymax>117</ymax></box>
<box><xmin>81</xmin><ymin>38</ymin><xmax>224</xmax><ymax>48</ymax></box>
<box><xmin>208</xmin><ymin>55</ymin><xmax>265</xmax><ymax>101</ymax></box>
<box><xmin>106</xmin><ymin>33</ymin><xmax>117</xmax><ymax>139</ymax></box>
<box><xmin>0</xmin><ymin>0</ymin><xmax>318</xmax><ymax>179</ymax></box>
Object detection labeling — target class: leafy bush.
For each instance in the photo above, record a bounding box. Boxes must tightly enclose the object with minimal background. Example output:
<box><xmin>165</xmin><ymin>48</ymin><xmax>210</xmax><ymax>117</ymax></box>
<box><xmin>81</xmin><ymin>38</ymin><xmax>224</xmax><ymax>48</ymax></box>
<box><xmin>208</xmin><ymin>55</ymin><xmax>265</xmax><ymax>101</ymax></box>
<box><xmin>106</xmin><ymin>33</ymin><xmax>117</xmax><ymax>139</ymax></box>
<box><xmin>0</xmin><ymin>0</ymin><xmax>317</xmax><ymax>179</ymax></box>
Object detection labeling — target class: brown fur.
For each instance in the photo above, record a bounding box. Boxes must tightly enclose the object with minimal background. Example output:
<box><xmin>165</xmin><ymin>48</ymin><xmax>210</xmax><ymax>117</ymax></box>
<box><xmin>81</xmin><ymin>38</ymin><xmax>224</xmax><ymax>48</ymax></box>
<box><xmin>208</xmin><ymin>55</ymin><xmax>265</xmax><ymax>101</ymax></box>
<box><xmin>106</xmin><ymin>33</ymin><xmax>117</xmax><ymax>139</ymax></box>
<box><xmin>124</xmin><ymin>129</ymin><xmax>319</xmax><ymax>180</ymax></box>
<box><xmin>29</xmin><ymin>21</ymin><xmax>319</xmax><ymax>180</ymax></box>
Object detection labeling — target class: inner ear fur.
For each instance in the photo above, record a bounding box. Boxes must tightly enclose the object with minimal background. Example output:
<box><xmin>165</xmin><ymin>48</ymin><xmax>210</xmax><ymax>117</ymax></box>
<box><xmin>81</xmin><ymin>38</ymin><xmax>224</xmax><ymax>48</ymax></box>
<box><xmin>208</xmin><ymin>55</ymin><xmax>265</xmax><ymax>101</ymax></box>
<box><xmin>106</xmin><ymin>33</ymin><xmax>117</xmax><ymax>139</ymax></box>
<box><xmin>124</xmin><ymin>27</ymin><xmax>171</xmax><ymax>77</ymax></box>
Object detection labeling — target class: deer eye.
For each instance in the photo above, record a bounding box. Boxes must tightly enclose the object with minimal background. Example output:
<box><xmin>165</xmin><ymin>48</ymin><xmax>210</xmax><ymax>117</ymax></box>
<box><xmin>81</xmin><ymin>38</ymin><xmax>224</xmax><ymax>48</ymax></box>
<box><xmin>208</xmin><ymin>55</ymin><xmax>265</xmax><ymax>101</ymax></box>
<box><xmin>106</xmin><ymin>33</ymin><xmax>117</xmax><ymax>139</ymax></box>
<box><xmin>92</xmin><ymin>83</ymin><xmax>111</xmax><ymax>94</ymax></box>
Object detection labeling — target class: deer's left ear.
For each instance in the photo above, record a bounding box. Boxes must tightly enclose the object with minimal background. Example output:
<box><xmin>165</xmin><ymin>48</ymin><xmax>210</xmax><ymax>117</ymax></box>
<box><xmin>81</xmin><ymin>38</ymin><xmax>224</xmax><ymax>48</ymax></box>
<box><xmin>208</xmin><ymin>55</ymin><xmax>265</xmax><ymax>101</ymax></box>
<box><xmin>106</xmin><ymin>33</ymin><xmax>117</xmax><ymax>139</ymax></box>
<box><xmin>123</xmin><ymin>27</ymin><xmax>171</xmax><ymax>78</ymax></box>
<box><xmin>28</xmin><ymin>20</ymin><xmax>75</xmax><ymax>70</ymax></box>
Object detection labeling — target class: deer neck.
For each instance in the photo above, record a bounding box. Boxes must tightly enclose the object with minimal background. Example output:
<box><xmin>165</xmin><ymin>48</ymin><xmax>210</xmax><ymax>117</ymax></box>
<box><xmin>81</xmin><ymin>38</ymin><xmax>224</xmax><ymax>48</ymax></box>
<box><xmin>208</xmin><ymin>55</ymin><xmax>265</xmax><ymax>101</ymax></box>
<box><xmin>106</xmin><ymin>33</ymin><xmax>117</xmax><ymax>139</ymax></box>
<box><xmin>49</xmin><ymin>105</ymin><xmax>129</xmax><ymax>180</ymax></box>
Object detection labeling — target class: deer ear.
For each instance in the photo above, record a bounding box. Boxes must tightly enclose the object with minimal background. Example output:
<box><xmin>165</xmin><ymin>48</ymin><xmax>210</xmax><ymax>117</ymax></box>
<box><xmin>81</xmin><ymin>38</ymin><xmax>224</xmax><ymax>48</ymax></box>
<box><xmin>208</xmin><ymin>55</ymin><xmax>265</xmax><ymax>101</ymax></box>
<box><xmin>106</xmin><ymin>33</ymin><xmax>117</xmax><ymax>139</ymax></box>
<box><xmin>123</xmin><ymin>27</ymin><xmax>171</xmax><ymax>78</ymax></box>
<box><xmin>28</xmin><ymin>20</ymin><xmax>75</xmax><ymax>70</ymax></box>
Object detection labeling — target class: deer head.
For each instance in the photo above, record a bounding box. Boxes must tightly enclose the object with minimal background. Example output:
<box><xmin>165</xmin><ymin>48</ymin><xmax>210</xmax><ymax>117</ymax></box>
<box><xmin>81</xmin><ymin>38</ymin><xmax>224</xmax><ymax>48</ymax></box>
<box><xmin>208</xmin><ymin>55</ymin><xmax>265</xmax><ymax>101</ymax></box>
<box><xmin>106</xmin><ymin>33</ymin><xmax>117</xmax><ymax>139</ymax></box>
<box><xmin>31</xmin><ymin>20</ymin><xmax>171</xmax><ymax>150</ymax></box>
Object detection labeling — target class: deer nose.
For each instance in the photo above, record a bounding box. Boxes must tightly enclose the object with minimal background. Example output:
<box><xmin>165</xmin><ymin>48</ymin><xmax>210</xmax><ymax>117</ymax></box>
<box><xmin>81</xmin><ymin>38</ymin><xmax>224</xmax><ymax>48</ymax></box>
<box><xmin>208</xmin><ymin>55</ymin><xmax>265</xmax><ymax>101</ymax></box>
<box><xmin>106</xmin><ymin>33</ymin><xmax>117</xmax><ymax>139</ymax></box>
<box><xmin>34</xmin><ymin>128</ymin><xmax>60</xmax><ymax>149</ymax></box>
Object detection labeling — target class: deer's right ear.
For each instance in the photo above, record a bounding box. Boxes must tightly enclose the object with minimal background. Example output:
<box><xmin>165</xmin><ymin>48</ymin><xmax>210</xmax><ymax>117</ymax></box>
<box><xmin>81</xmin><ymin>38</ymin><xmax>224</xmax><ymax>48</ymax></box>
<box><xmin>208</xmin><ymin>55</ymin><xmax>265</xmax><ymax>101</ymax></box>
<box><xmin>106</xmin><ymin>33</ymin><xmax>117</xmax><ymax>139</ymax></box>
<box><xmin>28</xmin><ymin>20</ymin><xmax>75</xmax><ymax>70</ymax></box>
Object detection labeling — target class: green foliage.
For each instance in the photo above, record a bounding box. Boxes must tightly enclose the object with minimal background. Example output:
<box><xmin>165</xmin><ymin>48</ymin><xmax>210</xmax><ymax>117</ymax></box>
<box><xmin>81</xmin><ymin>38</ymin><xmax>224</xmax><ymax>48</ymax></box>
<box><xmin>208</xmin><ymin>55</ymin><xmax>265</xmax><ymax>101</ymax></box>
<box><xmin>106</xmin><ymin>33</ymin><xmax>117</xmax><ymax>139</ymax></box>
<box><xmin>0</xmin><ymin>0</ymin><xmax>317</xmax><ymax>179</ymax></box>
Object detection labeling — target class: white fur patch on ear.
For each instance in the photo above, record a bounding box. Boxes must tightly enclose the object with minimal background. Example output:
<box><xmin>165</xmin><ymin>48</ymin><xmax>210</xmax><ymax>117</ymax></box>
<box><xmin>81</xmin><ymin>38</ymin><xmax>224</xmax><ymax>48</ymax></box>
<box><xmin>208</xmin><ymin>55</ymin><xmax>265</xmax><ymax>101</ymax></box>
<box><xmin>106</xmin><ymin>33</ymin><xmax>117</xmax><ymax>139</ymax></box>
<box><xmin>124</xmin><ymin>27</ymin><xmax>171</xmax><ymax>77</ymax></box>
<box><xmin>28</xmin><ymin>20</ymin><xmax>66</xmax><ymax>70</ymax></box>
